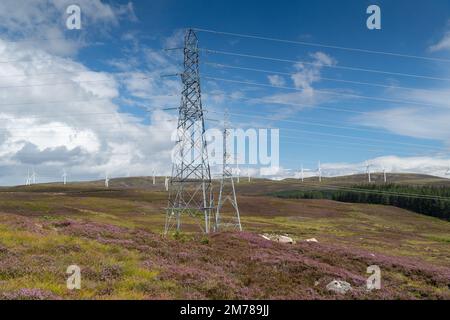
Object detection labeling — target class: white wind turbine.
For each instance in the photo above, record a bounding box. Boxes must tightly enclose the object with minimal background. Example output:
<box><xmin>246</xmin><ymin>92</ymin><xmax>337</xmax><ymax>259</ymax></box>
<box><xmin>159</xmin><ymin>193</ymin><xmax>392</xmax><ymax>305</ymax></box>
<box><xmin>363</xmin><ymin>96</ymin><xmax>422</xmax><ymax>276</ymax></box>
<box><xmin>365</xmin><ymin>161</ymin><xmax>372</xmax><ymax>183</ymax></box>
<box><xmin>446</xmin><ymin>163</ymin><xmax>450</xmax><ymax>176</ymax></box>
<box><xmin>301</xmin><ymin>164</ymin><xmax>304</xmax><ymax>182</ymax></box>
<box><xmin>152</xmin><ymin>168</ymin><xmax>156</xmax><ymax>185</ymax></box>
<box><xmin>247</xmin><ymin>166</ymin><xmax>251</xmax><ymax>182</ymax></box>
<box><xmin>382</xmin><ymin>166</ymin><xmax>387</xmax><ymax>183</ymax></box>
<box><xmin>25</xmin><ymin>169</ymin><xmax>31</xmax><ymax>186</ymax></box>
<box><xmin>317</xmin><ymin>161</ymin><xmax>322</xmax><ymax>183</ymax></box>
<box><xmin>236</xmin><ymin>162</ymin><xmax>241</xmax><ymax>184</ymax></box>
<box><xmin>62</xmin><ymin>169</ymin><xmax>67</xmax><ymax>185</ymax></box>
<box><xmin>164</xmin><ymin>176</ymin><xmax>169</xmax><ymax>191</ymax></box>
<box><xmin>105</xmin><ymin>174</ymin><xmax>109</xmax><ymax>188</ymax></box>
<box><xmin>31</xmin><ymin>169</ymin><xmax>36</xmax><ymax>185</ymax></box>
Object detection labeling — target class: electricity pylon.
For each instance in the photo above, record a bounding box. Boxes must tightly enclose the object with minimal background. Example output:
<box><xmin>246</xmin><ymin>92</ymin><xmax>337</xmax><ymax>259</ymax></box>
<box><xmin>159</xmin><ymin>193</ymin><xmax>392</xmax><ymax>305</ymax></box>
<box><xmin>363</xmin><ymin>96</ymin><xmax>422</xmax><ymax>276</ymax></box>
<box><xmin>216</xmin><ymin>110</ymin><xmax>242</xmax><ymax>232</ymax></box>
<box><xmin>165</xmin><ymin>29</ymin><xmax>214</xmax><ymax>234</ymax></box>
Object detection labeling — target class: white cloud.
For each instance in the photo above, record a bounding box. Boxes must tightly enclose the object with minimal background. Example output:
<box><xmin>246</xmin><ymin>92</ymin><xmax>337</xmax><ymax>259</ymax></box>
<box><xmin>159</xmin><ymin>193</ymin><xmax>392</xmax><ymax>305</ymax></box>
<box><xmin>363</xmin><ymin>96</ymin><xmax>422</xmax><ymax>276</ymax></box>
<box><xmin>0</xmin><ymin>0</ymin><xmax>135</xmax><ymax>56</ymax></box>
<box><xmin>430</xmin><ymin>31</ymin><xmax>450</xmax><ymax>52</ymax></box>
<box><xmin>355</xmin><ymin>87</ymin><xmax>450</xmax><ymax>143</ymax></box>
<box><xmin>258</xmin><ymin>52</ymin><xmax>338</xmax><ymax>118</ymax></box>
<box><xmin>317</xmin><ymin>156</ymin><xmax>450</xmax><ymax>179</ymax></box>
<box><xmin>267</xmin><ymin>75</ymin><xmax>285</xmax><ymax>87</ymax></box>
<box><xmin>0</xmin><ymin>2</ymin><xmax>179</xmax><ymax>185</ymax></box>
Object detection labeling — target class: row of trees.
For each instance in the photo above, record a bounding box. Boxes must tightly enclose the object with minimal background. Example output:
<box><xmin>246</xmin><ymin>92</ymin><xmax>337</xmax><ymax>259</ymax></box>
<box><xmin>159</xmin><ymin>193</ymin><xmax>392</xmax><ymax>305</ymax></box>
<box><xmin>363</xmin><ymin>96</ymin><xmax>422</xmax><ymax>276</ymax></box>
<box><xmin>273</xmin><ymin>184</ymin><xmax>450</xmax><ymax>221</ymax></box>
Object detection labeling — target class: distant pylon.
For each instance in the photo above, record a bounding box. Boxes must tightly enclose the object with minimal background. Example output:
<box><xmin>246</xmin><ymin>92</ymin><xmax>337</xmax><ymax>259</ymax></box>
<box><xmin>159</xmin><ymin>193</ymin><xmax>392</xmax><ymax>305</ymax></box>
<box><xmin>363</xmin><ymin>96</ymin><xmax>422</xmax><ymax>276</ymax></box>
<box><xmin>165</xmin><ymin>29</ymin><xmax>214</xmax><ymax>235</ymax></box>
<box><xmin>216</xmin><ymin>110</ymin><xmax>242</xmax><ymax>232</ymax></box>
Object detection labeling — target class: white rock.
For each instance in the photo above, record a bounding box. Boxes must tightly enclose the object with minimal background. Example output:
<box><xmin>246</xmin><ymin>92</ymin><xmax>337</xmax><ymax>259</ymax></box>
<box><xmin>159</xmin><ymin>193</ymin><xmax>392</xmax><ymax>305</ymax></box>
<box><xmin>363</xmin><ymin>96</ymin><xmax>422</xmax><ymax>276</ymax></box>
<box><xmin>326</xmin><ymin>280</ymin><xmax>352</xmax><ymax>294</ymax></box>
<box><xmin>260</xmin><ymin>234</ymin><xmax>271</xmax><ymax>241</ymax></box>
<box><xmin>306</xmin><ymin>238</ymin><xmax>318</xmax><ymax>243</ymax></box>
<box><xmin>278</xmin><ymin>235</ymin><xmax>294</xmax><ymax>244</ymax></box>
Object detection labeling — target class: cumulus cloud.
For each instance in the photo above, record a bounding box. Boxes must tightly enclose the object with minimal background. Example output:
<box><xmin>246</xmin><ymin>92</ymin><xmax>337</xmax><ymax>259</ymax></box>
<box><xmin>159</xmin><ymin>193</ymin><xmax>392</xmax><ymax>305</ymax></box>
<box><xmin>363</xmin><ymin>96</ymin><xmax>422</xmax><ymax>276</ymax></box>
<box><xmin>0</xmin><ymin>0</ymin><xmax>135</xmax><ymax>56</ymax></box>
<box><xmin>354</xmin><ymin>87</ymin><xmax>450</xmax><ymax>143</ymax></box>
<box><xmin>0</xmin><ymin>1</ymin><xmax>180</xmax><ymax>185</ymax></box>
<box><xmin>259</xmin><ymin>51</ymin><xmax>339</xmax><ymax>118</ymax></box>
<box><xmin>318</xmin><ymin>156</ymin><xmax>450</xmax><ymax>179</ymax></box>
<box><xmin>429</xmin><ymin>20</ymin><xmax>450</xmax><ymax>53</ymax></box>
<box><xmin>267</xmin><ymin>75</ymin><xmax>285</xmax><ymax>87</ymax></box>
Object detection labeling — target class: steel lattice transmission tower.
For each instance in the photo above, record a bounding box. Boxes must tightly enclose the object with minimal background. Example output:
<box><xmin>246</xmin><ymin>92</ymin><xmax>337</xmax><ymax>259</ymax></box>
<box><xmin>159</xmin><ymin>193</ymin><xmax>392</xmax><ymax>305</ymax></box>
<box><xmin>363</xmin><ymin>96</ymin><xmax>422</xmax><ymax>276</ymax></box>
<box><xmin>165</xmin><ymin>29</ymin><xmax>214</xmax><ymax>234</ymax></box>
<box><xmin>216</xmin><ymin>110</ymin><xmax>242</xmax><ymax>232</ymax></box>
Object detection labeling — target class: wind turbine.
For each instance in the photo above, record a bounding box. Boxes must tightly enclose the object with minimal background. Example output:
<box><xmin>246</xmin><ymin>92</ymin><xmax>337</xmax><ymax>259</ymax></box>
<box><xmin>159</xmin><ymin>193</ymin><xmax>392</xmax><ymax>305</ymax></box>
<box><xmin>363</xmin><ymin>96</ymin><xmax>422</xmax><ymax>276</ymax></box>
<box><xmin>31</xmin><ymin>169</ymin><xmax>36</xmax><ymax>185</ymax></box>
<box><xmin>317</xmin><ymin>161</ymin><xmax>322</xmax><ymax>183</ymax></box>
<box><xmin>365</xmin><ymin>161</ymin><xmax>372</xmax><ymax>183</ymax></box>
<box><xmin>164</xmin><ymin>176</ymin><xmax>169</xmax><ymax>191</ymax></box>
<box><xmin>247</xmin><ymin>166</ymin><xmax>251</xmax><ymax>183</ymax></box>
<box><xmin>236</xmin><ymin>162</ymin><xmax>240</xmax><ymax>184</ymax></box>
<box><xmin>301</xmin><ymin>164</ymin><xmax>304</xmax><ymax>182</ymax></box>
<box><xmin>62</xmin><ymin>169</ymin><xmax>67</xmax><ymax>185</ymax></box>
<box><xmin>382</xmin><ymin>166</ymin><xmax>387</xmax><ymax>183</ymax></box>
<box><xmin>105</xmin><ymin>174</ymin><xmax>109</xmax><ymax>188</ymax></box>
<box><xmin>446</xmin><ymin>163</ymin><xmax>450</xmax><ymax>176</ymax></box>
<box><xmin>152</xmin><ymin>168</ymin><xmax>156</xmax><ymax>185</ymax></box>
<box><xmin>26</xmin><ymin>169</ymin><xmax>31</xmax><ymax>186</ymax></box>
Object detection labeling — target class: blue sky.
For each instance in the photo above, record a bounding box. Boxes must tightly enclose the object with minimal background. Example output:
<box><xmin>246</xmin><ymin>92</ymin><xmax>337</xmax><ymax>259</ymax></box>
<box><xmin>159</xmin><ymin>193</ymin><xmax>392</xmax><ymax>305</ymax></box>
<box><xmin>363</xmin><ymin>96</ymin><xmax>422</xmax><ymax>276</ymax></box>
<box><xmin>0</xmin><ymin>0</ymin><xmax>449</xmax><ymax>184</ymax></box>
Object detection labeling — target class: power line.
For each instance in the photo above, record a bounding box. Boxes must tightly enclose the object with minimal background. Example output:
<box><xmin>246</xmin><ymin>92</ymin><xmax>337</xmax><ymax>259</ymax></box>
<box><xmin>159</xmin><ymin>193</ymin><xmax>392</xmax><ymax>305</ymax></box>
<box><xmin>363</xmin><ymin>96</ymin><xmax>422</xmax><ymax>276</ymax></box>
<box><xmin>204</xmin><ymin>62</ymin><xmax>442</xmax><ymax>95</ymax></box>
<box><xmin>202</xmin><ymin>48</ymin><xmax>450</xmax><ymax>82</ymax></box>
<box><xmin>210</xmin><ymin>110</ymin><xmax>445</xmax><ymax>151</ymax></box>
<box><xmin>209</xmin><ymin>109</ymin><xmax>448</xmax><ymax>137</ymax></box>
<box><xmin>204</xmin><ymin>76</ymin><xmax>450</xmax><ymax>110</ymax></box>
<box><xmin>0</xmin><ymin>76</ymin><xmax>158</xmax><ymax>90</ymax></box>
<box><xmin>194</xmin><ymin>27</ymin><xmax>450</xmax><ymax>64</ymax></box>
<box><xmin>280</xmin><ymin>138</ymin><xmax>440</xmax><ymax>158</ymax></box>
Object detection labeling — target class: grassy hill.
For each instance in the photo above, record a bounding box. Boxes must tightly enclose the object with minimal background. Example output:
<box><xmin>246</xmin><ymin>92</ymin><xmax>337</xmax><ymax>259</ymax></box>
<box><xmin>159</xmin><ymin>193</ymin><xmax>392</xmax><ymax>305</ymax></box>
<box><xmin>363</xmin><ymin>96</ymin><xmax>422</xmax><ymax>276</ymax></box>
<box><xmin>0</xmin><ymin>175</ymin><xmax>449</xmax><ymax>299</ymax></box>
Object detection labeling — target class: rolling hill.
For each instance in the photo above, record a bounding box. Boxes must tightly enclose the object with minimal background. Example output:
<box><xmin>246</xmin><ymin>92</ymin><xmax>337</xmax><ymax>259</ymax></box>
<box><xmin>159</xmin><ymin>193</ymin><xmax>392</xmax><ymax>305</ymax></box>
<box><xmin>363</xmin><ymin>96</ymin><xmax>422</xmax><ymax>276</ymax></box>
<box><xmin>0</xmin><ymin>174</ymin><xmax>449</xmax><ymax>299</ymax></box>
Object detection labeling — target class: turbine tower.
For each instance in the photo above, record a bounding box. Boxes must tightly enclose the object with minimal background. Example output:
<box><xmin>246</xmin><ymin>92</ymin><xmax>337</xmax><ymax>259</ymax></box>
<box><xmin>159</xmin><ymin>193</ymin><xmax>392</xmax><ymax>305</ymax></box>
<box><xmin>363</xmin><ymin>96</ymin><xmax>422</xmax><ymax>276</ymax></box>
<box><xmin>164</xmin><ymin>176</ymin><xmax>169</xmax><ymax>191</ymax></box>
<box><xmin>31</xmin><ymin>169</ymin><xmax>36</xmax><ymax>185</ymax></box>
<box><xmin>62</xmin><ymin>169</ymin><xmax>67</xmax><ymax>185</ymax></box>
<box><xmin>446</xmin><ymin>163</ymin><xmax>450</xmax><ymax>176</ymax></box>
<box><xmin>383</xmin><ymin>166</ymin><xmax>387</xmax><ymax>183</ymax></box>
<box><xmin>365</xmin><ymin>161</ymin><xmax>372</xmax><ymax>183</ymax></box>
<box><xmin>216</xmin><ymin>110</ymin><xmax>242</xmax><ymax>232</ymax></box>
<box><xmin>317</xmin><ymin>161</ymin><xmax>322</xmax><ymax>183</ymax></box>
<box><xmin>26</xmin><ymin>169</ymin><xmax>31</xmax><ymax>186</ymax></box>
<box><xmin>165</xmin><ymin>29</ymin><xmax>214</xmax><ymax>234</ymax></box>
<box><xmin>152</xmin><ymin>169</ymin><xmax>156</xmax><ymax>185</ymax></box>
<box><xmin>105</xmin><ymin>174</ymin><xmax>109</xmax><ymax>188</ymax></box>
<box><xmin>301</xmin><ymin>164</ymin><xmax>304</xmax><ymax>182</ymax></box>
<box><xmin>247</xmin><ymin>166</ymin><xmax>251</xmax><ymax>183</ymax></box>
